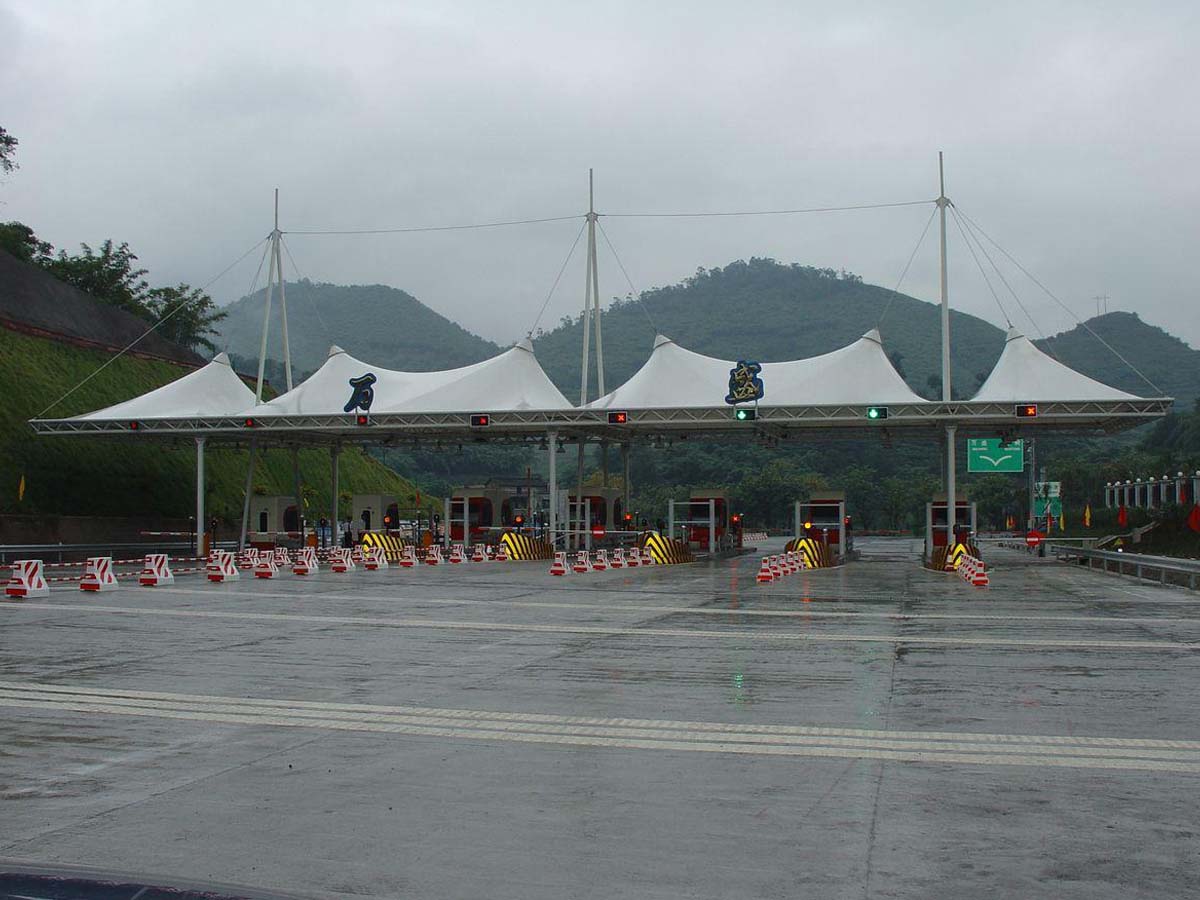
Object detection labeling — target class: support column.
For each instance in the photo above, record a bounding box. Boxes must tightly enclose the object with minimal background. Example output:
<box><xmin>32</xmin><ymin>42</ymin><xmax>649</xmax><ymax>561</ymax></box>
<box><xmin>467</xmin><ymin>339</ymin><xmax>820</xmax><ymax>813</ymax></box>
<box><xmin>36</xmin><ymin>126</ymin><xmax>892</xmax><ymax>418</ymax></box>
<box><xmin>239</xmin><ymin>439</ymin><xmax>258</xmax><ymax>551</ymax></box>
<box><xmin>575</xmin><ymin>441</ymin><xmax>585</xmax><ymax>551</ymax></box>
<box><xmin>946</xmin><ymin>424</ymin><xmax>957</xmax><ymax>542</ymax></box>
<box><xmin>291</xmin><ymin>447</ymin><xmax>303</xmax><ymax>542</ymax></box>
<box><xmin>621</xmin><ymin>442</ymin><xmax>631</xmax><ymax>527</ymax></box>
<box><xmin>195</xmin><ymin>437</ymin><xmax>206</xmax><ymax>557</ymax></box>
<box><xmin>330</xmin><ymin>444</ymin><xmax>341</xmax><ymax>547</ymax></box>
<box><xmin>547</xmin><ymin>431</ymin><xmax>558</xmax><ymax>549</ymax></box>
<box><xmin>708</xmin><ymin>498</ymin><xmax>716</xmax><ymax>555</ymax></box>
<box><xmin>1027</xmin><ymin>438</ymin><xmax>1037</xmax><ymax>530</ymax></box>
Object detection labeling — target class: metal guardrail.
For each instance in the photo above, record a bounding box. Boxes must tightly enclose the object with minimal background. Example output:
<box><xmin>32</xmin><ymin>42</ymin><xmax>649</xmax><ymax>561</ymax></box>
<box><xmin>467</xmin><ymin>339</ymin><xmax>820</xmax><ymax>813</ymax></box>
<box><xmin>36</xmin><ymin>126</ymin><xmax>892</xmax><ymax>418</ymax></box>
<box><xmin>0</xmin><ymin>540</ymin><xmax>236</xmax><ymax>565</ymax></box>
<box><xmin>1049</xmin><ymin>543</ymin><xmax>1200</xmax><ymax>590</ymax></box>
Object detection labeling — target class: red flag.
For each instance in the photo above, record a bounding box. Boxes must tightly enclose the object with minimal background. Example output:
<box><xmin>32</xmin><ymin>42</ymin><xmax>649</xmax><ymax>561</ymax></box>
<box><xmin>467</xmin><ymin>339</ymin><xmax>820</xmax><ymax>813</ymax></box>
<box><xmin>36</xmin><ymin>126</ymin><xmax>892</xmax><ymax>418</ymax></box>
<box><xmin>1117</xmin><ymin>505</ymin><xmax>1128</xmax><ymax>527</ymax></box>
<box><xmin>1188</xmin><ymin>505</ymin><xmax>1200</xmax><ymax>533</ymax></box>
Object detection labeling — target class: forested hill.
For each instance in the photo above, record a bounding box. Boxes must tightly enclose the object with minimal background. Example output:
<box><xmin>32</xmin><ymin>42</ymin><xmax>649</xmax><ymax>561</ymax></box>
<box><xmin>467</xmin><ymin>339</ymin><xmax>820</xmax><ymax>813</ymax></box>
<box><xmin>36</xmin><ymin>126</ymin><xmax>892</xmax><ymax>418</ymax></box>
<box><xmin>1036</xmin><ymin>311</ymin><xmax>1199</xmax><ymax>408</ymax></box>
<box><xmin>216</xmin><ymin>280</ymin><xmax>499</xmax><ymax>376</ymax></box>
<box><xmin>532</xmin><ymin>258</ymin><xmax>1008</xmax><ymax>400</ymax></box>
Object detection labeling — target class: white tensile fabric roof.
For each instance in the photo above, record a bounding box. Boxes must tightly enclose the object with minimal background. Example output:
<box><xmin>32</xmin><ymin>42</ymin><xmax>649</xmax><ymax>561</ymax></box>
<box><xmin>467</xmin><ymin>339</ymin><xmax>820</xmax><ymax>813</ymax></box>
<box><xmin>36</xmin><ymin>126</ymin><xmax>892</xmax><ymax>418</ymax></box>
<box><xmin>587</xmin><ymin>328</ymin><xmax>925</xmax><ymax>409</ymax></box>
<box><xmin>971</xmin><ymin>328</ymin><xmax>1142</xmax><ymax>402</ymax></box>
<box><xmin>251</xmin><ymin>337</ymin><xmax>572</xmax><ymax>415</ymax></box>
<box><xmin>78</xmin><ymin>352</ymin><xmax>255</xmax><ymax>420</ymax></box>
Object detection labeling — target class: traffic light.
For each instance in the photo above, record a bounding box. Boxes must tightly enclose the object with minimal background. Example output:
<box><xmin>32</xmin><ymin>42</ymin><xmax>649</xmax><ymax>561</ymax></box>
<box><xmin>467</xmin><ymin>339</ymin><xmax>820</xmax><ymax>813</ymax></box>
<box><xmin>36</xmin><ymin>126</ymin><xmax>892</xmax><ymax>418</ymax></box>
<box><xmin>734</xmin><ymin>408</ymin><xmax>756</xmax><ymax>421</ymax></box>
<box><xmin>866</xmin><ymin>406</ymin><xmax>889</xmax><ymax>420</ymax></box>
<box><xmin>355</xmin><ymin>413</ymin><xmax>370</xmax><ymax>426</ymax></box>
<box><xmin>731</xmin><ymin>514</ymin><xmax>742</xmax><ymax>527</ymax></box>
<box><xmin>607</xmin><ymin>411</ymin><xmax>629</xmax><ymax>425</ymax></box>
<box><xmin>1015</xmin><ymin>403</ymin><xmax>1039</xmax><ymax>418</ymax></box>
<box><xmin>470</xmin><ymin>414</ymin><xmax>490</xmax><ymax>427</ymax></box>
<box><xmin>243</xmin><ymin>417</ymin><xmax>257</xmax><ymax>428</ymax></box>
<box><xmin>803</xmin><ymin>520</ymin><xmax>813</xmax><ymax>531</ymax></box>
<box><xmin>128</xmin><ymin>421</ymin><xmax>140</xmax><ymax>431</ymax></box>
<box><xmin>514</xmin><ymin>513</ymin><xmax>525</xmax><ymax>526</ymax></box>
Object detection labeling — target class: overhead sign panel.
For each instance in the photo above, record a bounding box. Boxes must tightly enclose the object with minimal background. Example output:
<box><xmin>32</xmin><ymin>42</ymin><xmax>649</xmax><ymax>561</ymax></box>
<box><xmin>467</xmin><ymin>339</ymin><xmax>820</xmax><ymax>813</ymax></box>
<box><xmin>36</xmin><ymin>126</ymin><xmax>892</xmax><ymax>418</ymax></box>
<box><xmin>967</xmin><ymin>438</ymin><xmax>1025</xmax><ymax>473</ymax></box>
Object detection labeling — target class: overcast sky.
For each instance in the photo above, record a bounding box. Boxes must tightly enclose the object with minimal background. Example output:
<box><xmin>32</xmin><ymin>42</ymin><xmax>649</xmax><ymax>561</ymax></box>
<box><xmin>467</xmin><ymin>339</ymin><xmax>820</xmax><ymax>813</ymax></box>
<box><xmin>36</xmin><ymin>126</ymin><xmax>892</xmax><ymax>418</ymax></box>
<box><xmin>2</xmin><ymin>0</ymin><xmax>1197</xmax><ymax>351</ymax></box>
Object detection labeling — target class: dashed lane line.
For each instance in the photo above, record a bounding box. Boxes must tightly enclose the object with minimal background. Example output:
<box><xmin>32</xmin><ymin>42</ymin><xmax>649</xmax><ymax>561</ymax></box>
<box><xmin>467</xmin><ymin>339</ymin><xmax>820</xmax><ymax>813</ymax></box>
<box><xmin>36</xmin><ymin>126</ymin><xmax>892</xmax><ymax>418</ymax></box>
<box><xmin>2</xmin><ymin>692</ymin><xmax>1196</xmax><ymax>774</ymax></box>
<box><xmin>2</xmin><ymin>602</ymin><xmax>1197</xmax><ymax>651</ymax></box>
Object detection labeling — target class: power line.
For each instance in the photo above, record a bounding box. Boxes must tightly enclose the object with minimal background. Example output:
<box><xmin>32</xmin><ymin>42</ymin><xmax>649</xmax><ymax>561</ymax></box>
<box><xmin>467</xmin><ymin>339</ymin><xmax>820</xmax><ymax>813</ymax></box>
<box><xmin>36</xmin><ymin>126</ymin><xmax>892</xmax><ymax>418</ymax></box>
<box><xmin>37</xmin><ymin>235</ymin><xmax>271</xmax><ymax>418</ymax></box>
<box><xmin>596</xmin><ymin>219</ymin><xmax>658</xmax><ymax>333</ymax></box>
<box><xmin>604</xmin><ymin>199</ymin><xmax>935</xmax><ymax>219</ymax></box>
<box><xmin>954</xmin><ymin>207</ymin><xmax>1163</xmax><ymax>396</ymax></box>
<box><xmin>953</xmin><ymin>206</ymin><xmax>1046</xmax><ymax>340</ymax></box>
<box><xmin>285</xmin><ymin>214</ymin><xmax>581</xmax><ymax>236</ymax></box>
<box><xmin>950</xmin><ymin>206</ymin><xmax>1012</xmax><ymax>328</ymax></box>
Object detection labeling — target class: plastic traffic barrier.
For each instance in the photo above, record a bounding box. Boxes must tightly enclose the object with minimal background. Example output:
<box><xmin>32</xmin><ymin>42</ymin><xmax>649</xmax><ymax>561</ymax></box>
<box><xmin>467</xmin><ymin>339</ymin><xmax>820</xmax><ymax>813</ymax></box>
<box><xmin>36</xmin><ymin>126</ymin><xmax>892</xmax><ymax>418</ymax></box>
<box><xmin>610</xmin><ymin>548</ymin><xmax>625</xmax><ymax>569</ymax></box>
<box><xmin>330</xmin><ymin>548</ymin><xmax>355</xmax><ymax>573</ymax></box>
<box><xmin>471</xmin><ymin>545</ymin><xmax>487</xmax><ymax>563</ymax></box>
<box><xmin>591</xmin><ymin>549</ymin><xmax>609</xmax><ymax>572</ymax></box>
<box><xmin>236</xmin><ymin>549</ymin><xmax>257</xmax><ymax>570</ymax></box>
<box><xmin>756</xmin><ymin>557</ymin><xmax>775</xmax><ymax>583</ymax></box>
<box><xmin>207</xmin><ymin>550</ymin><xmax>240</xmax><ymax>583</ymax></box>
<box><xmin>425</xmin><ymin>546</ymin><xmax>443</xmax><ymax>566</ymax></box>
<box><xmin>398</xmin><ymin>545</ymin><xmax>416</xmax><ymax>568</ymax></box>
<box><xmin>273</xmin><ymin>547</ymin><xmax>291</xmax><ymax>567</ymax></box>
<box><xmin>5</xmin><ymin>559</ymin><xmax>50</xmax><ymax>598</ymax></box>
<box><xmin>448</xmin><ymin>544</ymin><xmax>466</xmax><ymax>564</ymax></box>
<box><xmin>138</xmin><ymin>553</ymin><xmax>175</xmax><ymax>587</ymax></box>
<box><xmin>364</xmin><ymin>545</ymin><xmax>388</xmax><ymax>570</ymax></box>
<box><xmin>549</xmin><ymin>552</ymin><xmax>568</xmax><ymax>576</ymax></box>
<box><xmin>254</xmin><ymin>551</ymin><xmax>279</xmax><ymax>579</ymax></box>
<box><xmin>572</xmin><ymin>551</ymin><xmax>591</xmax><ymax>574</ymax></box>
<box><xmin>293</xmin><ymin>547</ymin><xmax>319</xmax><ymax>576</ymax></box>
<box><xmin>80</xmin><ymin>556</ymin><xmax>119</xmax><ymax>593</ymax></box>
<box><xmin>493</xmin><ymin>542</ymin><xmax>509</xmax><ymax>562</ymax></box>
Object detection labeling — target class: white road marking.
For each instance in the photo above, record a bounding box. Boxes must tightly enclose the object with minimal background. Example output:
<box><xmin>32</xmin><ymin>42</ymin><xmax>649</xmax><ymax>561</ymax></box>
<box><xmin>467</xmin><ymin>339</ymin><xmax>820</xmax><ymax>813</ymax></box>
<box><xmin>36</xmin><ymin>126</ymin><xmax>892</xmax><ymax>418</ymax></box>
<box><xmin>141</xmin><ymin>585</ymin><xmax>1200</xmax><ymax>626</ymax></box>
<box><xmin>1</xmin><ymin>683</ymin><xmax>1195</xmax><ymax>773</ymax></box>
<box><xmin>2</xmin><ymin>602</ymin><xmax>1197</xmax><ymax>650</ymax></box>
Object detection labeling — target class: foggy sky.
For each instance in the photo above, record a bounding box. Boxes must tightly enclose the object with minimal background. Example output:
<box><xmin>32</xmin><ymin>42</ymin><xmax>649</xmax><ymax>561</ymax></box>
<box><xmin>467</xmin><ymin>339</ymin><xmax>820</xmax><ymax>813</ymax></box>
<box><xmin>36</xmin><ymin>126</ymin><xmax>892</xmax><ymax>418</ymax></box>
<box><xmin>2</xmin><ymin>0</ymin><xmax>1198</xmax><ymax>354</ymax></box>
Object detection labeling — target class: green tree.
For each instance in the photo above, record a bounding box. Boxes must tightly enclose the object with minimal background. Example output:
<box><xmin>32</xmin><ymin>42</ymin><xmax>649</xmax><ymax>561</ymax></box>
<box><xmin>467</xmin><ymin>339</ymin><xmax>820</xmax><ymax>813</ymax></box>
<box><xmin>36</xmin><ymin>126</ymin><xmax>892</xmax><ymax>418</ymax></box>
<box><xmin>41</xmin><ymin>239</ymin><xmax>152</xmax><ymax>319</ymax></box>
<box><xmin>0</xmin><ymin>221</ymin><xmax>52</xmax><ymax>263</ymax></box>
<box><xmin>0</xmin><ymin>126</ymin><xmax>17</xmax><ymax>175</ymax></box>
<box><xmin>145</xmin><ymin>283</ymin><xmax>227</xmax><ymax>354</ymax></box>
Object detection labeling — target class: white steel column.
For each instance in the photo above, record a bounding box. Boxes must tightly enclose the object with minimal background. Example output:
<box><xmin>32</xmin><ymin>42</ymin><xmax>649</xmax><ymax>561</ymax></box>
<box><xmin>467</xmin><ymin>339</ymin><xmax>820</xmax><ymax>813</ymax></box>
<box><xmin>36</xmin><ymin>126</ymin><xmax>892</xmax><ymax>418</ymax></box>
<box><xmin>195</xmin><ymin>437</ymin><xmax>206</xmax><ymax>557</ymax></box>
<box><xmin>239</xmin><ymin>439</ymin><xmax>258</xmax><ymax>551</ymax></box>
<box><xmin>330</xmin><ymin>444</ymin><xmax>340</xmax><ymax>547</ymax></box>
<box><xmin>946</xmin><ymin>425</ymin><xmax>958</xmax><ymax>540</ymax></box>
<box><xmin>621</xmin><ymin>443</ymin><xmax>631</xmax><ymax>525</ymax></box>
<box><xmin>708</xmin><ymin>498</ymin><xmax>716</xmax><ymax>555</ymax></box>
<box><xmin>936</xmin><ymin>154</ymin><xmax>957</xmax><ymax>538</ymax></box>
<box><xmin>547</xmin><ymin>431</ymin><xmax>558</xmax><ymax>548</ymax></box>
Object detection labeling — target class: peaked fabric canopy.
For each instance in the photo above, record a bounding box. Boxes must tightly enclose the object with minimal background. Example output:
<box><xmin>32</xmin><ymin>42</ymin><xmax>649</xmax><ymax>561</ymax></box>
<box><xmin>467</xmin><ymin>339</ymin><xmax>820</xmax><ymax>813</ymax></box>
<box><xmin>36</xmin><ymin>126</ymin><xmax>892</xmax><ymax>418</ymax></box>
<box><xmin>971</xmin><ymin>329</ymin><xmax>1142</xmax><ymax>402</ymax></box>
<box><xmin>587</xmin><ymin>329</ymin><xmax>925</xmax><ymax>409</ymax></box>
<box><xmin>252</xmin><ymin>338</ymin><xmax>571</xmax><ymax>415</ymax></box>
<box><xmin>78</xmin><ymin>352</ymin><xmax>255</xmax><ymax>420</ymax></box>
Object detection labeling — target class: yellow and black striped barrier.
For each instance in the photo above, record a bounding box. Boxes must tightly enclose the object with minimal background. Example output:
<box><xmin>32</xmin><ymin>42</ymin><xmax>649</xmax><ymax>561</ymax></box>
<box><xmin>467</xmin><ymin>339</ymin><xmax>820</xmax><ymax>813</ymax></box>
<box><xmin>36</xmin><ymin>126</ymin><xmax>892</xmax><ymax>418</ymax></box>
<box><xmin>784</xmin><ymin>536</ymin><xmax>833</xmax><ymax>568</ymax></box>
<box><xmin>640</xmin><ymin>531</ymin><xmax>694</xmax><ymax>565</ymax></box>
<box><xmin>930</xmin><ymin>542</ymin><xmax>981</xmax><ymax>572</ymax></box>
<box><xmin>500</xmin><ymin>531</ymin><xmax>555</xmax><ymax>561</ymax></box>
<box><xmin>360</xmin><ymin>531</ymin><xmax>409</xmax><ymax>563</ymax></box>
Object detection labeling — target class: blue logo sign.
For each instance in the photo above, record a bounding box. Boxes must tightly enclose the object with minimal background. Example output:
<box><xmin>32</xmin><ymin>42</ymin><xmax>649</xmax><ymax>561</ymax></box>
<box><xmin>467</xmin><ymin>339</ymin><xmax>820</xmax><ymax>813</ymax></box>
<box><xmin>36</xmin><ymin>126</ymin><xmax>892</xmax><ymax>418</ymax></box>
<box><xmin>725</xmin><ymin>361</ymin><xmax>764</xmax><ymax>405</ymax></box>
<box><xmin>344</xmin><ymin>373</ymin><xmax>378</xmax><ymax>413</ymax></box>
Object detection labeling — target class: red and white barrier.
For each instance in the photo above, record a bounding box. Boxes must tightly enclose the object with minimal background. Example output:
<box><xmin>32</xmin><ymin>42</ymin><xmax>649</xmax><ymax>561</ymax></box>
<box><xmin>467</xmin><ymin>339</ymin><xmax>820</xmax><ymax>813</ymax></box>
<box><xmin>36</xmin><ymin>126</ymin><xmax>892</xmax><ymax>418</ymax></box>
<box><xmin>471</xmin><ymin>545</ymin><xmax>487</xmax><ymax>563</ymax></box>
<box><xmin>5</xmin><ymin>560</ymin><xmax>49</xmax><ymax>598</ymax></box>
<box><xmin>768</xmin><ymin>555</ymin><xmax>783</xmax><ymax>580</ymax></box>
<box><xmin>364</xmin><ymin>546</ymin><xmax>388</xmax><ymax>570</ymax></box>
<box><xmin>549</xmin><ymin>552</ymin><xmax>568</xmax><ymax>576</ymax></box>
<box><xmin>139</xmin><ymin>553</ymin><xmax>174</xmax><ymax>587</ymax></box>
<box><xmin>610</xmin><ymin>548</ymin><xmax>625</xmax><ymax>569</ymax></box>
<box><xmin>80</xmin><ymin>557</ymin><xmax>118</xmax><ymax>593</ymax></box>
<box><xmin>293</xmin><ymin>547</ymin><xmax>319</xmax><ymax>576</ymax></box>
<box><xmin>273</xmin><ymin>547</ymin><xmax>291</xmax><ymax>567</ymax></box>
<box><xmin>448</xmin><ymin>544</ymin><xmax>466</xmax><ymax>564</ymax></box>
<box><xmin>494</xmin><ymin>543</ymin><xmax>509</xmax><ymax>562</ymax></box>
<box><xmin>756</xmin><ymin>557</ymin><xmax>774</xmax><ymax>583</ymax></box>
<box><xmin>207</xmin><ymin>550</ymin><xmax>240</xmax><ymax>583</ymax></box>
<box><xmin>254</xmin><ymin>550</ymin><xmax>279</xmax><ymax>579</ymax></box>
<box><xmin>331</xmin><ymin>548</ymin><xmax>355</xmax><ymax>573</ymax></box>
<box><xmin>625</xmin><ymin>548</ymin><xmax>640</xmax><ymax>568</ymax></box>
<box><xmin>572</xmin><ymin>551</ymin><xmax>591</xmax><ymax>574</ymax></box>
<box><xmin>398</xmin><ymin>545</ymin><xmax>416</xmax><ymax>568</ymax></box>
<box><xmin>425</xmin><ymin>546</ymin><xmax>443</xmax><ymax>566</ymax></box>
<box><xmin>236</xmin><ymin>549</ymin><xmax>257</xmax><ymax>571</ymax></box>
<box><xmin>591</xmin><ymin>549</ymin><xmax>609</xmax><ymax>572</ymax></box>
<box><xmin>958</xmin><ymin>554</ymin><xmax>989</xmax><ymax>587</ymax></box>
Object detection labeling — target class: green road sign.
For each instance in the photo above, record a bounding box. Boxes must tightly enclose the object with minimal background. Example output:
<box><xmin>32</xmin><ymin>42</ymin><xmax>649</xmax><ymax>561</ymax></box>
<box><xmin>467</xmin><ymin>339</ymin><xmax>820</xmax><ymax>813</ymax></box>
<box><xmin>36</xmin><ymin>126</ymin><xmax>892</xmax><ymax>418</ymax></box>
<box><xmin>1034</xmin><ymin>496</ymin><xmax>1063</xmax><ymax>517</ymax></box>
<box><xmin>967</xmin><ymin>438</ymin><xmax>1025</xmax><ymax>473</ymax></box>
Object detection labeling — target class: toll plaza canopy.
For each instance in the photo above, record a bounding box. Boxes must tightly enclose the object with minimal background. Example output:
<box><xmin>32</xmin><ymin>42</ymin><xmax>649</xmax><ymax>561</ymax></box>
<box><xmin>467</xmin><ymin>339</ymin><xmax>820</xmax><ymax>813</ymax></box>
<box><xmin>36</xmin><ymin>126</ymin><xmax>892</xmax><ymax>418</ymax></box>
<box><xmin>31</xmin><ymin>328</ymin><xmax>1172</xmax><ymax>444</ymax></box>
<box><xmin>972</xmin><ymin>328</ymin><xmax>1141</xmax><ymax>403</ymax></box>
<box><xmin>587</xmin><ymin>329</ymin><xmax>925</xmax><ymax>409</ymax></box>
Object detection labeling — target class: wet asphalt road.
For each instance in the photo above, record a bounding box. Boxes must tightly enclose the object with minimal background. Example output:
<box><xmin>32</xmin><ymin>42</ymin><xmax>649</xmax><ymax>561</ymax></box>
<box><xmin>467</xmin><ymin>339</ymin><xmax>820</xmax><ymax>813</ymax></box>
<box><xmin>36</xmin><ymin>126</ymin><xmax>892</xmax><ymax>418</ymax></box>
<box><xmin>1</xmin><ymin>537</ymin><xmax>1198</xmax><ymax>899</ymax></box>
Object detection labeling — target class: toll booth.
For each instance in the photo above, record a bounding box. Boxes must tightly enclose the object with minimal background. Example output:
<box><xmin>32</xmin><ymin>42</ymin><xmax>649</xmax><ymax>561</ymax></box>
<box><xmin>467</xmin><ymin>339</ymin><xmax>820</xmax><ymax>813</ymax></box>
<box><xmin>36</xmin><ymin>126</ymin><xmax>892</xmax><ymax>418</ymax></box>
<box><xmin>567</xmin><ymin>486</ymin><xmax>624</xmax><ymax>538</ymax></box>
<box><xmin>667</xmin><ymin>491</ymin><xmax>739</xmax><ymax>554</ymax></box>
<box><xmin>446</xmin><ymin>482</ymin><xmax>548</xmax><ymax>546</ymax></box>
<box><xmin>352</xmin><ymin>494</ymin><xmax>404</xmax><ymax>534</ymax></box>
<box><xmin>794</xmin><ymin>491</ymin><xmax>850</xmax><ymax>561</ymax></box>
<box><xmin>924</xmin><ymin>494</ymin><xmax>978</xmax><ymax>560</ymax></box>
<box><xmin>248</xmin><ymin>495</ymin><xmax>302</xmax><ymax>546</ymax></box>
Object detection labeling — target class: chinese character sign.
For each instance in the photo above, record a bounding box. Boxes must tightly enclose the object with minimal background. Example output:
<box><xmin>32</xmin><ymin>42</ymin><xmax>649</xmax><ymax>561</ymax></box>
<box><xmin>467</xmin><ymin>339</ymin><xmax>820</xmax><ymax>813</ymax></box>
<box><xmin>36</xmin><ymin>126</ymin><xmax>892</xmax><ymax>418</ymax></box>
<box><xmin>344</xmin><ymin>373</ymin><xmax>378</xmax><ymax>413</ymax></box>
<box><xmin>725</xmin><ymin>361</ymin><xmax>764</xmax><ymax>405</ymax></box>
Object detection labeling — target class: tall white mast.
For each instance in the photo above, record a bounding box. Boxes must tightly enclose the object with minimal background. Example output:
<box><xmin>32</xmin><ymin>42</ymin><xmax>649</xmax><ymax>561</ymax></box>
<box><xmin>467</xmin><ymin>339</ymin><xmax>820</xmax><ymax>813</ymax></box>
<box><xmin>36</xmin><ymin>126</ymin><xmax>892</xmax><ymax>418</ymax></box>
<box><xmin>254</xmin><ymin>189</ymin><xmax>293</xmax><ymax>401</ymax></box>
<box><xmin>589</xmin><ymin>169</ymin><xmax>604</xmax><ymax>397</ymax></box>
<box><xmin>938</xmin><ymin>152</ymin><xmax>957</xmax><ymax>537</ymax></box>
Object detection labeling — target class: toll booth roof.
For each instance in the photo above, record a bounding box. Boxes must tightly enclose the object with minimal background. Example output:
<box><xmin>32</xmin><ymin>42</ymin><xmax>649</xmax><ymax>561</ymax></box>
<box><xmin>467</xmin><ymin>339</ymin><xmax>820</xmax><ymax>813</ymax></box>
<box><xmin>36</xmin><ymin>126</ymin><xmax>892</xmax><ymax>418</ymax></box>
<box><xmin>972</xmin><ymin>329</ymin><xmax>1146</xmax><ymax>402</ymax></box>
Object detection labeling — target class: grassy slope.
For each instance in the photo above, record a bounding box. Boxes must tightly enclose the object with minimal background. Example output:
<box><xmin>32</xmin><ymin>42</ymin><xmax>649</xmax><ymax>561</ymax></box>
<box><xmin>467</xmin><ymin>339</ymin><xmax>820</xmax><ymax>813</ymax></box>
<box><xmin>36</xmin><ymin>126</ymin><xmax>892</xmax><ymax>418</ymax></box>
<box><xmin>0</xmin><ymin>328</ymin><xmax>420</xmax><ymax>523</ymax></box>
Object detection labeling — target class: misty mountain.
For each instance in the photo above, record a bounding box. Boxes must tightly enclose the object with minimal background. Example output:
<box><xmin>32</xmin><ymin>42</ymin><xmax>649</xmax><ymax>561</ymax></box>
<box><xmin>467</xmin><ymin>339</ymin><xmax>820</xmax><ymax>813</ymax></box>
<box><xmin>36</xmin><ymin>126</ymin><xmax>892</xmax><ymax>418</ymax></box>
<box><xmin>216</xmin><ymin>280</ymin><xmax>499</xmax><ymax>375</ymax></box>
<box><xmin>1037</xmin><ymin>311</ymin><xmax>1198</xmax><ymax>408</ymax></box>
